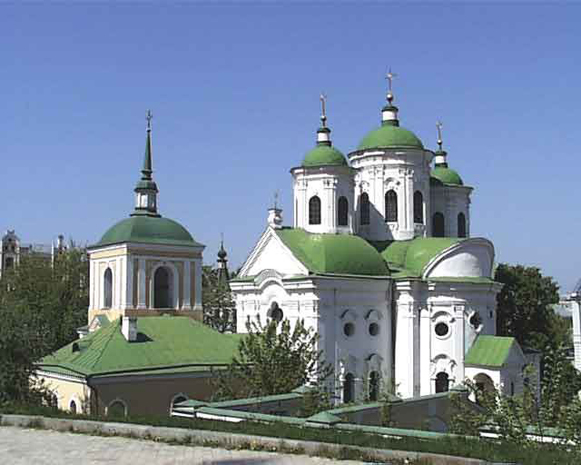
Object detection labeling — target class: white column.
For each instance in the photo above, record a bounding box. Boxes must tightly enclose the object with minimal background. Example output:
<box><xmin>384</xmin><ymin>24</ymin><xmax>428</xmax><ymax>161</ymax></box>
<box><xmin>571</xmin><ymin>299</ymin><xmax>581</xmax><ymax>372</ymax></box>
<box><xmin>89</xmin><ymin>260</ymin><xmax>95</xmax><ymax>310</ymax></box>
<box><xmin>123</xmin><ymin>256</ymin><xmax>133</xmax><ymax>310</ymax></box>
<box><xmin>193</xmin><ymin>259</ymin><xmax>203</xmax><ymax>310</ymax></box>
<box><xmin>420</xmin><ymin>306</ymin><xmax>432</xmax><ymax>395</ymax></box>
<box><xmin>137</xmin><ymin>258</ymin><xmax>147</xmax><ymax>309</ymax></box>
<box><xmin>182</xmin><ymin>260</ymin><xmax>192</xmax><ymax>310</ymax></box>
<box><xmin>116</xmin><ymin>257</ymin><xmax>122</xmax><ymax>309</ymax></box>
<box><xmin>454</xmin><ymin>304</ymin><xmax>466</xmax><ymax>385</ymax></box>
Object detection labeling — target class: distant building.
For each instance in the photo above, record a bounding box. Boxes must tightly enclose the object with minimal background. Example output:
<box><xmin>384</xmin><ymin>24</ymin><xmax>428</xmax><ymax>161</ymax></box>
<box><xmin>0</xmin><ymin>230</ymin><xmax>65</xmax><ymax>279</ymax></box>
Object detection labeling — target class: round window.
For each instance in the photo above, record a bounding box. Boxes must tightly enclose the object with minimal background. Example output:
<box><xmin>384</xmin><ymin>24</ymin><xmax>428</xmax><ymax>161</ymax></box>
<box><xmin>343</xmin><ymin>322</ymin><xmax>355</xmax><ymax>337</ymax></box>
<box><xmin>435</xmin><ymin>322</ymin><xmax>449</xmax><ymax>337</ymax></box>
<box><xmin>369</xmin><ymin>322</ymin><xmax>380</xmax><ymax>336</ymax></box>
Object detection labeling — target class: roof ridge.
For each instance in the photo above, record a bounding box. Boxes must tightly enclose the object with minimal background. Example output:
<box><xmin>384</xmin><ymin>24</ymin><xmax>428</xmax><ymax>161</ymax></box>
<box><xmin>88</xmin><ymin>318</ymin><xmax>122</xmax><ymax>371</ymax></box>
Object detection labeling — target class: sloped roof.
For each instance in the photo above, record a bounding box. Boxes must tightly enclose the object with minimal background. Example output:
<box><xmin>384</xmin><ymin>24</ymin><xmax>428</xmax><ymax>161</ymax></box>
<box><xmin>38</xmin><ymin>317</ymin><xmax>241</xmax><ymax>378</ymax></box>
<box><xmin>370</xmin><ymin>237</ymin><xmax>464</xmax><ymax>277</ymax></box>
<box><xmin>275</xmin><ymin>228</ymin><xmax>389</xmax><ymax>277</ymax></box>
<box><xmin>465</xmin><ymin>335</ymin><xmax>517</xmax><ymax>368</ymax></box>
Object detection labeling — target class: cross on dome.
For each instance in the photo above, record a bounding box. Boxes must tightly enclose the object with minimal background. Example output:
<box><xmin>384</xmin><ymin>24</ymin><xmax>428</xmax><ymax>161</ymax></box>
<box><xmin>385</xmin><ymin>68</ymin><xmax>397</xmax><ymax>104</ymax></box>
<box><xmin>320</xmin><ymin>93</ymin><xmax>327</xmax><ymax>128</ymax></box>
<box><xmin>436</xmin><ymin>121</ymin><xmax>444</xmax><ymax>151</ymax></box>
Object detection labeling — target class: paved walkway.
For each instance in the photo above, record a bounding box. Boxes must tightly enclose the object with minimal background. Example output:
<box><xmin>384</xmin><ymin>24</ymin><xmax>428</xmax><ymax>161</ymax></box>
<box><xmin>0</xmin><ymin>426</ymin><xmax>367</xmax><ymax>464</ymax></box>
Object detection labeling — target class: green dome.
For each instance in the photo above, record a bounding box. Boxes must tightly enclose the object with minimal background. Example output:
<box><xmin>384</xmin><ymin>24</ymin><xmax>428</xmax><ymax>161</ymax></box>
<box><xmin>431</xmin><ymin>166</ymin><xmax>463</xmax><ymax>186</ymax></box>
<box><xmin>96</xmin><ymin>215</ymin><xmax>201</xmax><ymax>247</ymax></box>
<box><xmin>302</xmin><ymin>145</ymin><xmax>348</xmax><ymax>168</ymax></box>
<box><xmin>357</xmin><ymin>124</ymin><xmax>424</xmax><ymax>151</ymax></box>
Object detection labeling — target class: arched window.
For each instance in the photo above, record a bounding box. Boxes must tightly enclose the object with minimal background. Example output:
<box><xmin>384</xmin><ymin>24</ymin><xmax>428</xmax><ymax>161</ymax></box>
<box><xmin>343</xmin><ymin>373</ymin><xmax>355</xmax><ymax>403</ymax></box>
<box><xmin>337</xmin><ymin>196</ymin><xmax>349</xmax><ymax>226</ymax></box>
<box><xmin>69</xmin><ymin>400</ymin><xmax>77</xmax><ymax>414</ymax></box>
<box><xmin>107</xmin><ymin>400</ymin><xmax>127</xmax><ymax>417</ymax></box>
<box><xmin>432</xmin><ymin>212</ymin><xmax>445</xmax><ymax>237</ymax></box>
<box><xmin>457</xmin><ymin>212</ymin><xmax>466</xmax><ymax>238</ymax></box>
<box><xmin>413</xmin><ymin>191</ymin><xmax>424</xmax><ymax>224</ymax></box>
<box><xmin>369</xmin><ymin>371</ymin><xmax>380</xmax><ymax>401</ymax></box>
<box><xmin>268</xmin><ymin>301</ymin><xmax>284</xmax><ymax>322</ymax></box>
<box><xmin>385</xmin><ymin>190</ymin><xmax>397</xmax><ymax>222</ymax></box>
<box><xmin>435</xmin><ymin>372</ymin><xmax>449</xmax><ymax>393</ymax></box>
<box><xmin>154</xmin><ymin>266</ymin><xmax>172</xmax><ymax>308</ymax></box>
<box><xmin>103</xmin><ymin>268</ymin><xmax>113</xmax><ymax>309</ymax></box>
<box><xmin>359</xmin><ymin>193</ymin><xmax>370</xmax><ymax>225</ymax></box>
<box><xmin>309</xmin><ymin>196</ymin><xmax>321</xmax><ymax>225</ymax></box>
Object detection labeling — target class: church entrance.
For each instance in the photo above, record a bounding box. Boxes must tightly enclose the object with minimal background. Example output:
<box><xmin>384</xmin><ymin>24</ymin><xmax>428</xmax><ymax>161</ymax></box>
<box><xmin>435</xmin><ymin>372</ymin><xmax>449</xmax><ymax>393</ymax></box>
<box><xmin>154</xmin><ymin>266</ymin><xmax>172</xmax><ymax>308</ymax></box>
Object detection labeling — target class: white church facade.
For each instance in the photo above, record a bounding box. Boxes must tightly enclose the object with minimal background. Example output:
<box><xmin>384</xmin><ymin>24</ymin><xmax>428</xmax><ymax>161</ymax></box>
<box><xmin>231</xmin><ymin>78</ymin><xmax>528</xmax><ymax>402</ymax></box>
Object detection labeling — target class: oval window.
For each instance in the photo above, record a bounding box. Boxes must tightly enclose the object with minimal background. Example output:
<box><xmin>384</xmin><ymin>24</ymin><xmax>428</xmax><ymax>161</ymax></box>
<box><xmin>369</xmin><ymin>322</ymin><xmax>380</xmax><ymax>336</ymax></box>
<box><xmin>435</xmin><ymin>322</ymin><xmax>449</xmax><ymax>337</ymax></box>
<box><xmin>343</xmin><ymin>322</ymin><xmax>355</xmax><ymax>337</ymax></box>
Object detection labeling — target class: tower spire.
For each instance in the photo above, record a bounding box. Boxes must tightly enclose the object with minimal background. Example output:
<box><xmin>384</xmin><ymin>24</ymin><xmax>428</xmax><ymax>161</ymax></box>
<box><xmin>131</xmin><ymin>110</ymin><xmax>160</xmax><ymax>217</ymax></box>
<box><xmin>316</xmin><ymin>93</ymin><xmax>332</xmax><ymax>146</ymax></box>
<box><xmin>434</xmin><ymin>120</ymin><xmax>448</xmax><ymax>168</ymax></box>
<box><xmin>382</xmin><ymin>68</ymin><xmax>400</xmax><ymax>127</ymax></box>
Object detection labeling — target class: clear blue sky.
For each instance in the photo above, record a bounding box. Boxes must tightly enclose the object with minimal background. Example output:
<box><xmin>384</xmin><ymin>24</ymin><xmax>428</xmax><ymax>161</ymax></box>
<box><xmin>2</xmin><ymin>3</ymin><xmax>580</xmax><ymax>292</ymax></box>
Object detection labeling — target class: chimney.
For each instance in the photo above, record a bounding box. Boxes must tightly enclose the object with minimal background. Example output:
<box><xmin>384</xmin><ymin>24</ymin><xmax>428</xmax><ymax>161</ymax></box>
<box><xmin>122</xmin><ymin>317</ymin><xmax>138</xmax><ymax>342</ymax></box>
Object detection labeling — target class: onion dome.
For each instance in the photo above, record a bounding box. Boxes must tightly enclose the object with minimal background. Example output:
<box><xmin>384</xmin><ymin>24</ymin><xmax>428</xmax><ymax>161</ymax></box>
<box><xmin>301</xmin><ymin>94</ymin><xmax>348</xmax><ymax>168</ymax></box>
<box><xmin>95</xmin><ymin>111</ymin><xmax>201</xmax><ymax>248</ymax></box>
<box><xmin>356</xmin><ymin>70</ymin><xmax>424</xmax><ymax>151</ymax></box>
<box><xmin>430</xmin><ymin>121</ymin><xmax>464</xmax><ymax>186</ymax></box>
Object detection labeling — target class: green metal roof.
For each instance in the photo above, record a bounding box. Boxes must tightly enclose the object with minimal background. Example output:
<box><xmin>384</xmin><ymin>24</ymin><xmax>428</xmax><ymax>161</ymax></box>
<box><xmin>465</xmin><ymin>335</ymin><xmax>517</xmax><ymax>368</ymax></box>
<box><xmin>370</xmin><ymin>237</ymin><xmax>463</xmax><ymax>277</ymax></box>
<box><xmin>357</xmin><ymin>124</ymin><xmax>424</xmax><ymax>151</ymax></box>
<box><xmin>431</xmin><ymin>167</ymin><xmax>464</xmax><ymax>186</ymax></box>
<box><xmin>302</xmin><ymin>145</ymin><xmax>348</xmax><ymax>168</ymax></box>
<box><xmin>38</xmin><ymin>317</ymin><xmax>242</xmax><ymax>377</ymax></box>
<box><xmin>275</xmin><ymin>228</ymin><xmax>389</xmax><ymax>276</ymax></box>
<box><xmin>95</xmin><ymin>215</ymin><xmax>201</xmax><ymax>248</ymax></box>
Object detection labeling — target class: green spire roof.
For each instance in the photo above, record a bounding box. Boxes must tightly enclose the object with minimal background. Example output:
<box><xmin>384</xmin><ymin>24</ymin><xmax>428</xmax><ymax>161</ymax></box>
<box><xmin>94</xmin><ymin>113</ymin><xmax>201</xmax><ymax>249</ymax></box>
<box><xmin>357</xmin><ymin>124</ymin><xmax>424</xmax><ymax>151</ymax></box>
<box><xmin>275</xmin><ymin>228</ymin><xmax>389</xmax><ymax>276</ymax></box>
<box><xmin>431</xmin><ymin>166</ymin><xmax>464</xmax><ymax>186</ymax></box>
<box><xmin>37</xmin><ymin>317</ymin><xmax>242</xmax><ymax>377</ymax></box>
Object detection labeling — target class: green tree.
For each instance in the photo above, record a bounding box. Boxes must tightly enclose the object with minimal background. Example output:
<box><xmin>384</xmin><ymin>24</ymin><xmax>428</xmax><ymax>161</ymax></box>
<box><xmin>214</xmin><ymin>317</ymin><xmax>333</xmax><ymax>400</ymax></box>
<box><xmin>0</xmin><ymin>246</ymin><xmax>88</xmax><ymax>404</ymax></box>
<box><xmin>494</xmin><ymin>264</ymin><xmax>560</xmax><ymax>350</ymax></box>
<box><xmin>202</xmin><ymin>265</ymin><xmax>236</xmax><ymax>333</ymax></box>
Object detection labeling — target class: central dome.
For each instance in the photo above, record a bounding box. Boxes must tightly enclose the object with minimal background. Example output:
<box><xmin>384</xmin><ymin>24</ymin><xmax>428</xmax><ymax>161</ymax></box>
<box><xmin>357</xmin><ymin>124</ymin><xmax>424</xmax><ymax>151</ymax></box>
<box><xmin>96</xmin><ymin>215</ymin><xmax>200</xmax><ymax>247</ymax></box>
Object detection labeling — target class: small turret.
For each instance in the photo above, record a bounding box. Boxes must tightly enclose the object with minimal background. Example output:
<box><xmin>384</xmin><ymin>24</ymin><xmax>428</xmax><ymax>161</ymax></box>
<box><xmin>217</xmin><ymin>236</ymin><xmax>229</xmax><ymax>286</ymax></box>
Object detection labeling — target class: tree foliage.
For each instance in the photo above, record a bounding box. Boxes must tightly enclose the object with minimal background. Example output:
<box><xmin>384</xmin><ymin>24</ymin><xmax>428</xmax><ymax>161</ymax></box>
<box><xmin>494</xmin><ymin>264</ymin><xmax>561</xmax><ymax>350</ymax></box>
<box><xmin>451</xmin><ymin>345</ymin><xmax>581</xmax><ymax>456</ymax></box>
<box><xmin>0</xmin><ymin>246</ymin><xmax>88</xmax><ymax>404</ymax></box>
<box><xmin>214</xmin><ymin>317</ymin><xmax>332</xmax><ymax>401</ymax></box>
<box><xmin>202</xmin><ymin>265</ymin><xmax>236</xmax><ymax>333</ymax></box>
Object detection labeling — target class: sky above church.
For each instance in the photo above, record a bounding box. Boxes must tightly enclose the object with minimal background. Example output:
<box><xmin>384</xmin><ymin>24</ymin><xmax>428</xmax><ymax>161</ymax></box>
<box><xmin>2</xmin><ymin>3</ymin><xmax>580</xmax><ymax>292</ymax></box>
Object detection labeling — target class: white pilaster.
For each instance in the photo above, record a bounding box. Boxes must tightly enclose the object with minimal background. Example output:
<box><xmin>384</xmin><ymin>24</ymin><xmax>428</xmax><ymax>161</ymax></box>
<box><xmin>194</xmin><ymin>259</ymin><xmax>203</xmax><ymax>310</ymax></box>
<box><xmin>182</xmin><ymin>260</ymin><xmax>192</xmax><ymax>310</ymax></box>
<box><xmin>123</xmin><ymin>256</ymin><xmax>133</xmax><ymax>310</ymax></box>
<box><xmin>137</xmin><ymin>258</ymin><xmax>147</xmax><ymax>309</ymax></box>
<box><xmin>420</xmin><ymin>306</ymin><xmax>432</xmax><ymax>395</ymax></box>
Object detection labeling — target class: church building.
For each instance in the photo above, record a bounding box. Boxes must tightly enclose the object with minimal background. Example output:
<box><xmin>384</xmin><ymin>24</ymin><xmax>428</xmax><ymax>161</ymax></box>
<box><xmin>231</xmin><ymin>75</ymin><xmax>530</xmax><ymax>401</ymax></box>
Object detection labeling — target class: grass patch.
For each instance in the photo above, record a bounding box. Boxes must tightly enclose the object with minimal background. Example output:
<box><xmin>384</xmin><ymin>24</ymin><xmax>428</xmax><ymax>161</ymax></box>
<box><xmin>1</xmin><ymin>403</ymin><xmax>577</xmax><ymax>464</ymax></box>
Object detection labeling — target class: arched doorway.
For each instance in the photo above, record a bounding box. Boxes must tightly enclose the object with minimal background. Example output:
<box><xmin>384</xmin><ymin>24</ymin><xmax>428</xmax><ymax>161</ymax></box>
<box><xmin>268</xmin><ymin>301</ymin><xmax>284</xmax><ymax>322</ymax></box>
<box><xmin>435</xmin><ymin>372</ymin><xmax>450</xmax><ymax>393</ymax></box>
<box><xmin>473</xmin><ymin>373</ymin><xmax>495</xmax><ymax>404</ymax></box>
<box><xmin>107</xmin><ymin>400</ymin><xmax>127</xmax><ymax>417</ymax></box>
<box><xmin>343</xmin><ymin>373</ymin><xmax>355</xmax><ymax>403</ymax></box>
<box><xmin>69</xmin><ymin>400</ymin><xmax>77</xmax><ymax>414</ymax></box>
<box><xmin>154</xmin><ymin>266</ymin><xmax>172</xmax><ymax>308</ymax></box>
<box><xmin>369</xmin><ymin>371</ymin><xmax>380</xmax><ymax>401</ymax></box>
<box><xmin>433</xmin><ymin>212</ymin><xmax>445</xmax><ymax>237</ymax></box>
